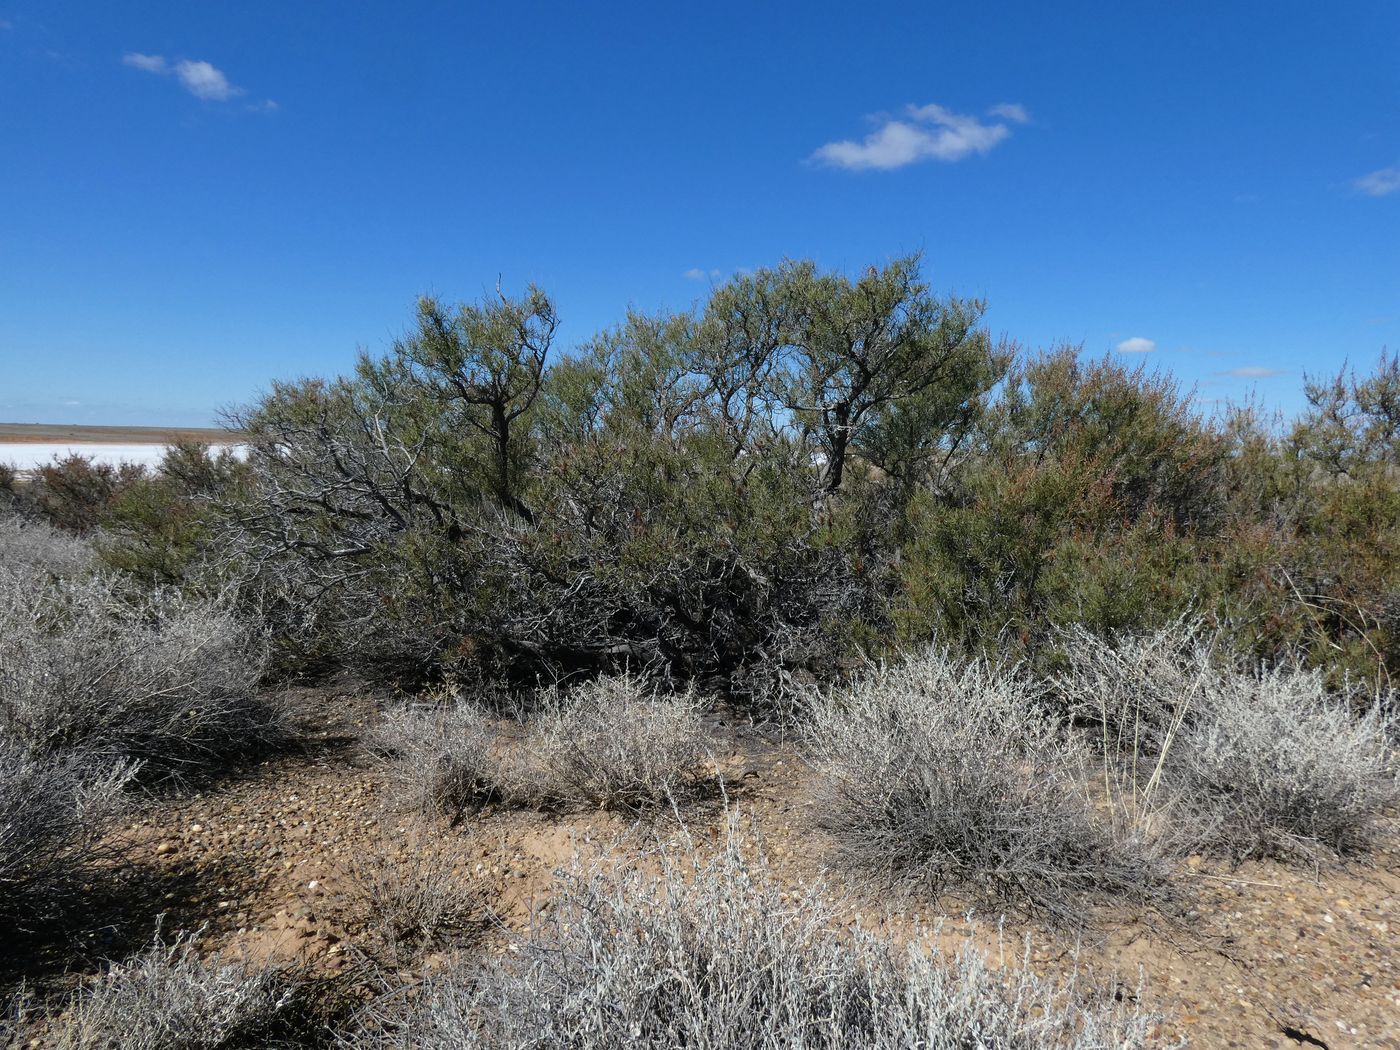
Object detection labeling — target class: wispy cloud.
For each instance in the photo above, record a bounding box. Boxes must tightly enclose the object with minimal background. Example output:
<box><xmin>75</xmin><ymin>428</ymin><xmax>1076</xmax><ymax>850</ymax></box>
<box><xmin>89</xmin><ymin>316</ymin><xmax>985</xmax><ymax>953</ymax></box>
<box><xmin>1221</xmin><ymin>366</ymin><xmax>1285</xmax><ymax>379</ymax></box>
<box><xmin>684</xmin><ymin>267</ymin><xmax>722</xmax><ymax>281</ymax></box>
<box><xmin>1354</xmin><ymin>165</ymin><xmax>1400</xmax><ymax>197</ymax></box>
<box><xmin>1115</xmin><ymin>336</ymin><xmax>1156</xmax><ymax>354</ymax></box>
<box><xmin>988</xmin><ymin>102</ymin><xmax>1030</xmax><ymax>124</ymax></box>
<box><xmin>123</xmin><ymin>51</ymin><xmax>168</xmax><ymax>73</ymax></box>
<box><xmin>811</xmin><ymin>102</ymin><xmax>1027</xmax><ymax>172</ymax></box>
<box><xmin>123</xmin><ymin>51</ymin><xmax>274</xmax><ymax>107</ymax></box>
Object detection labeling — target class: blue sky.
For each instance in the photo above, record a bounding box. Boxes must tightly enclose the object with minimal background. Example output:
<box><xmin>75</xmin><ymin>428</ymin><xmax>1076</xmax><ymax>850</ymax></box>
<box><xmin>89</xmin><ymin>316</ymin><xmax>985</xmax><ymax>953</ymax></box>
<box><xmin>1</xmin><ymin>1</ymin><xmax>1397</xmax><ymax>426</ymax></box>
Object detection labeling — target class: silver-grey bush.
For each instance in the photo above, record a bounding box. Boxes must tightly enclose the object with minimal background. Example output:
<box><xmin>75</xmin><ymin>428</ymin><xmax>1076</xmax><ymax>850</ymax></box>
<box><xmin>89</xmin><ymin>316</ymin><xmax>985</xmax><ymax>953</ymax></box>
<box><xmin>0</xmin><ymin>522</ymin><xmax>275</xmax><ymax>774</ymax></box>
<box><xmin>376</xmin><ymin>675</ymin><xmax>709</xmax><ymax>818</ymax></box>
<box><xmin>0</xmin><ymin>744</ymin><xmax>131</xmax><ymax>931</ymax></box>
<box><xmin>520</xmin><ymin>674</ymin><xmax>709</xmax><ymax>809</ymax></box>
<box><xmin>804</xmin><ymin>649</ymin><xmax>1167</xmax><ymax>922</ymax></box>
<box><xmin>1058</xmin><ymin>624</ymin><xmax>1398</xmax><ymax>861</ymax></box>
<box><xmin>372</xmin><ymin>701</ymin><xmax>500</xmax><ymax>822</ymax></box>
<box><xmin>353</xmin><ymin>829</ymin><xmax>1157</xmax><ymax>1049</ymax></box>
<box><xmin>47</xmin><ymin>934</ymin><xmax>316</xmax><ymax>1050</ymax></box>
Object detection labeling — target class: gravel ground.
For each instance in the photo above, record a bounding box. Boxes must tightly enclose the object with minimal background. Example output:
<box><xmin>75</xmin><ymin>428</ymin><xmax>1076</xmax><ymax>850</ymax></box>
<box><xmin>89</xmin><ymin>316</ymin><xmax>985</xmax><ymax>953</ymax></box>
<box><xmin>14</xmin><ymin>693</ymin><xmax>1397</xmax><ymax>1048</ymax></box>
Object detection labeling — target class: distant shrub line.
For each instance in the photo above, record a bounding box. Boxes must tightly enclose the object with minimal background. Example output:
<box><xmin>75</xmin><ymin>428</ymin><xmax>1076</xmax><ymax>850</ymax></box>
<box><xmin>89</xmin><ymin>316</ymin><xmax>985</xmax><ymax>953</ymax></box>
<box><xmin>9</xmin><ymin>255</ymin><xmax>1399</xmax><ymax>697</ymax></box>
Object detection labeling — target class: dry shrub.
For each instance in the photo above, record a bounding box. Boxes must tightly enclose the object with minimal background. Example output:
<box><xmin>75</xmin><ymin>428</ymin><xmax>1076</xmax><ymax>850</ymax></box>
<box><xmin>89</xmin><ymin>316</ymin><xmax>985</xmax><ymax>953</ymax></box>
<box><xmin>519</xmin><ymin>674</ymin><xmax>709</xmax><ymax>810</ymax></box>
<box><xmin>371</xmin><ymin>702</ymin><xmax>500</xmax><ymax>822</ymax></box>
<box><xmin>0</xmin><ymin>745</ymin><xmax>132</xmax><ymax>935</ymax></box>
<box><xmin>0</xmin><ymin>526</ymin><xmax>278</xmax><ymax>776</ymax></box>
<box><xmin>804</xmin><ymin>649</ymin><xmax>1167</xmax><ymax>923</ymax></box>
<box><xmin>349</xmin><ymin>824</ymin><xmax>1157</xmax><ymax>1049</ymax></box>
<box><xmin>0</xmin><ymin>513</ymin><xmax>94</xmax><ymax>579</ymax></box>
<box><xmin>1172</xmin><ymin>665</ymin><xmax>1396</xmax><ymax>860</ymax></box>
<box><xmin>349</xmin><ymin>834</ymin><xmax>488</xmax><ymax>966</ymax></box>
<box><xmin>1055</xmin><ymin>619</ymin><xmax>1213</xmax><ymax>753</ymax></box>
<box><xmin>375</xmin><ymin>675</ymin><xmax>710</xmax><ymax>818</ymax></box>
<box><xmin>1059</xmin><ymin>623</ymin><xmax>1398</xmax><ymax>861</ymax></box>
<box><xmin>45</xmin><ymin>934</ymin><xmax>325</xmax><ymax>1050</ymax></box>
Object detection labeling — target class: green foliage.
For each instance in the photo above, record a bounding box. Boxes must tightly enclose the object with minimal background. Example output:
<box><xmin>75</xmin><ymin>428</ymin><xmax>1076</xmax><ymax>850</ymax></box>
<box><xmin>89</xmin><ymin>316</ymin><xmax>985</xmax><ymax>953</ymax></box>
<box><xmin>892</xmin><ymin>350</ymin><xmax>1226</xmax><ymax>655</ymax></box>
<box><xmin>98</xmin><ymin>443</ymin><xmax>247</xmax><ymax>587</ymax></box>
<box><xmin>80</xmin><ymin>255</ymin><xmax>1400</xmax><ymax>699</ymax></box>
<box><xmin>212</xmin><ymin>257</ymin><xmax>1003</xmax><ymax>691</ymax></box>
<box><xmin>20</xmin><ymin>454</ymin><xmax>147</xmax><ymax>534</ymax></box>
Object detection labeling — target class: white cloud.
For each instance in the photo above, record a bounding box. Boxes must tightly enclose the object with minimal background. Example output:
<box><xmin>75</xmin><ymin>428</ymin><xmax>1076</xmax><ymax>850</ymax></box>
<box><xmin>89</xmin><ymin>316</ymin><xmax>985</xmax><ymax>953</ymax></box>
<box><xmin>173</xmin><ymin>59</ymin><xmax>241</xmax><ymax>100</ymax></box>
<box><xmin>988</xmin><ymin>102</ymin><xmax>1030</xmax><ymax>124</ymax></box>
<box><xmin>123</xmin><ymin>51</ymin><xmax>168</xmax><ymax>73</ymax></box>
<box><xmin>1354</xmin><ymin>166</ymin><xmax>1400</xmax><ymax>197</ymax></box>
<box><xmin>1222</xmin><ymin>366</ymin><xmax>1284</xmax><ymax>379</ymax></box>
<box><xmin>123</xmin><ymin>52</ymin><xmax>247</xmax><ymax>102</ymax></box>
<box><xmin>684</xmin><ymin>267</ymin><xmax>722</xmax><ymax>281</ymax></box>
<box><xmin>1115</xmin><ymin>336</ymin><xmax>1156</xmax><ymax>354</ymax></box>
<box><xmin>811</xmin><ymin>102</ymin><xmax>1023</xmax><ymax>171</ymax></box>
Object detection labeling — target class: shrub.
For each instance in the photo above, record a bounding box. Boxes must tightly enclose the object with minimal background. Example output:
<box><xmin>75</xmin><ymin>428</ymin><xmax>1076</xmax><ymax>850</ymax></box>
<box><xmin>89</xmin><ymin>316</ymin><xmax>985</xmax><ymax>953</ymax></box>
<box><xmin>0</xmin><ymin>534</ymin><xmax>277</xmax><ymax>776</ymax></box>
<box><xmin>216</xmin><ymin>260</ymin><xmax>1004</xmax><ymax>689</ymax></box>
<box><xmin>350</xmin><ymin>827</ymin><xmax>1156</xmax><ymax>1049</ymax></box>
<box><xmin>1173</xmin><ymin>664</ymin><xmax>1396</xmax><ymax>860</ymax></box>
<box><xmin>1054</xmin><ymin>620</ymin><xmax>1214</xmax><ymax>753</ymax></box>
<box><xmin>372</xmin><ymin>701</ymin><xmax>501</xmax><ymax>822</ymax></box>
<box><xmin>891</xmin><ymin>349</ymin><xmax>1228</xmax><ymax>658</ymax></box>
<box><xmin>46</xmin><ymin>934</ymin><xmax>323</xmax><ymax>1050</ymax></box>
<box><xmin>1059</xmin><ymin>624</ymin><xmax>1399</xmax><ymax>861</ymax></box>
<box><xmin>0</xmin><ymin>463</ymin><xmax>18</xmax><ymax>512</ymax></box>
<box><xmin>804</xmin><ymin>649</ymin><xmax>1167</xmax><ymax>923</ymax></box>
<box><xmin>23</xmin><ymin>454</ymin><xmax>146</xmax><ymax>535</ymax></box>
<box><xmin>376</xmin><ymin>676</ymin><xmax>710</xmax><ymax>817</ymax></box>
<box><xmin>0</xmin><ymin>513</ymin><xmax>95</xmax><ymax>579</ymax></box>
<box><xmin>349</xmin><ymin>834</ymin><xmax>488</xmax><ymax>966</ymax></box>
<box><xmin>0</xmin><ymin>745</ymin><xmax>132</xmax><ymax>935</ymax></box>
<box><xmin>98</xmin><ymin>443</ymin><xmax>248</xmax><ymax>589</ymax></box>
<box><xmin>520</xmin><ymin>674</ymin><xmax>709</xmax><ymax>810</ymax></box>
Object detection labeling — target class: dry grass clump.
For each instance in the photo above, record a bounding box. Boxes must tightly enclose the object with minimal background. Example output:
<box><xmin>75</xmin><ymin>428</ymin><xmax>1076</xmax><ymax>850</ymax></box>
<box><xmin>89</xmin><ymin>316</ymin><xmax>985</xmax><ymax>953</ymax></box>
<box><xmin>804</xmin><ymin>649</ymin><xmax>1167</xmax><ymax>923</ymax></box>
<box><xmin>0</xmin><ymin>745</ymin><xmax>132</xmax><ymax>934</ymax></box>
<box><xmin>44</xmin><ymin>934</ymin><xmax>326</xmax><ymax>1050</ymax></box>
<box><xmin>349</xmin><ymin>834</ymin><xmax>488</xmax><ymax>966</ymax></box>
<box><xmin>1059</xmin><ymin>624</ymin><xmax>1398</xmax><ymax>861</ymax></box>
<box><xmin>519</xmin><ymin>674</ymin><xmax>709</xmax><ymax>810</ymax></box>
<box><xmin>350</xmin><ymin>826</ymin><xmax>1157</xmax><ymax>1049</ymax></box>
<box><xmin>372</xmin><ymin>702</ymin><xmax>500</xmax><ymax>823</ymax></box>
<box><xmin>0</xmin><ymin>530</ymin><xmax>278</xmax><ymax>777</ymax></box>
<box><xmin>375</xmin><ymin>675</ymin><xmax>710</xmax><ymax>817</ymax></box>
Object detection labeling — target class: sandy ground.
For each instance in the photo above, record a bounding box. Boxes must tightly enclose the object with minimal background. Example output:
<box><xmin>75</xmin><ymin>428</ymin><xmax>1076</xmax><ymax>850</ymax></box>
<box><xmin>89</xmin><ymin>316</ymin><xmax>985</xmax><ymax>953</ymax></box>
<box><xmin>12</xmin><ymin>685</ymin><xmax>1400</xmax><ymax>1048</ymax></box>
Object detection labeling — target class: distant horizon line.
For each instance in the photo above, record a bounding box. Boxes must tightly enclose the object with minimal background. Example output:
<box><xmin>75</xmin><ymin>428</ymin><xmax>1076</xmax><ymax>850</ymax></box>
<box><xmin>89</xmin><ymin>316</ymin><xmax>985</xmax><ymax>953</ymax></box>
<box><xmin>0</xmin><ymin>421</ymin><xmax>242</xmax><ymax>444</ymax></box>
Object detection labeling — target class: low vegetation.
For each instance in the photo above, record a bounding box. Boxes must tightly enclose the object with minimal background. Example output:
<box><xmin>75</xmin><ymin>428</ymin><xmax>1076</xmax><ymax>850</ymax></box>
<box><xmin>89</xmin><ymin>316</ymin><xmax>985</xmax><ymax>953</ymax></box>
<box><xmin>0</xmin><ymin>519</ymin><xmax>277</xmax><ymax>777</ymax></box>
<box><xmin>372</xmin><ymin>700</ymin><xmax>501</xmax><ymax>823</ymax></box>
<box><xmin>520</xmin><ymin>675</ymin><xmax>709</xmax><ymax>809</ymax></box>
<box><xmin>351</xmin><ymin>829</ymin><xmax>1158</xmax><ymax>1049</ymax></box>
<box><xmin>43</xmin><ymin>934</ymin><xmax>325</xmax><ymax>1050</ymax></box>
<box><xmin>348</xmin><ymin>835</ymin><xmax>488</xmax><ymax>967</ymax></box>
<box><xmin>1060</xmin><ymin>623</ymin><xmax>1399</xmax><ymax>861</ymax></box>
<box><xmin>0</xmin><ymin>516</ymin><xmax>282</xmax><ymax>944</ymax></box>
<box><xmin>804</xmin><ymin>650</ymin><xmax>1168</xmax><ymax>922</ymax></box>
<box><xmin>0</xmin><ymin>745</ymin><xmax>131</xmax><ymax>935</ymax></box>
<box><xmin>375</xmin><ymin>675</ymin><xmax>710</xmax><ymax>817</ymax></box>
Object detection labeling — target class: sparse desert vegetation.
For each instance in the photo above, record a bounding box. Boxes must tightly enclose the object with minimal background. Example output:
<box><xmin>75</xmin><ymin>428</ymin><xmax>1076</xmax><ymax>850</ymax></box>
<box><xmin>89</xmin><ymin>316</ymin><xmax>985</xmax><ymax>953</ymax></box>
<box><xmin>3</xmin><ymin>259</ymin><xmax>1400</xmax><ymax>1046</ymax></box>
